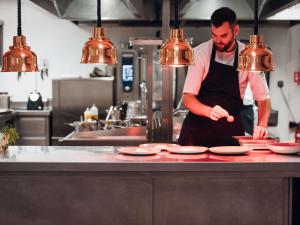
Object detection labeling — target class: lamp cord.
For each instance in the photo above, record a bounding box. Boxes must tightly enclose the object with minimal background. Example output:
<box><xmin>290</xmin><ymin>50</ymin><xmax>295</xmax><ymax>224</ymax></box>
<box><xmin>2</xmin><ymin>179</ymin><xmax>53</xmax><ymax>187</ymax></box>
<box><xmin>97</xmin><ymin>0</ymin><xmax>101</xmax><ymax>27</ymax></box>
<box><xmin>17</xmin><ymin>0</ymin><xmax>22</xmax><ymax>36</ymax></box>
<box><xmin>254</xmin><ymin>0</ymin><xmax>258</xmax><ymax>35</ymax></box>
<box><xmin>174</xmin><ymin>0</ymin><xmax>179</xmax><ymax>29</ymax></box>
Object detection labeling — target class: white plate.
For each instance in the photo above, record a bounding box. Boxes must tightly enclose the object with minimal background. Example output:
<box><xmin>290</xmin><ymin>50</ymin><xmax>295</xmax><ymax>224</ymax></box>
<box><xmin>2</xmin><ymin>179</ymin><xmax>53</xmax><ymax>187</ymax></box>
<box><xmin>117</xmin><ymin>146</ymin><xmax>161</xmax><ymax>155</ymax></box>
<box><xmin>139</xmin><ymin>143</ymin><xmax>180</xmax><ymax>150</ymax></box>
<box><xmin>209</xmin><ymin>146</ymin><xmax>251</xmax><ymax>155</ymax></box>
<box><xmin>235</xmin><ymin>136</ymin><xmax>278</xmax><ymax>150</ymax></box>
<box><xmin>165</xmin><ymin>152</ymin><xmax>208</xmax><ymax>160</ymax></box>
<box><xmin>266</xmin><ymin>143</ymin><xmax>300</xmax><ymax>154</ymax></box>
<box><xmin>117</xmin><ymin>154</ymin><xmax>161</xmax><ymax>161</ymax></box>
<box><xmin>165</xmin><ymin>146</ymin><xmax>208</xmax><ymax>154</ymax></box>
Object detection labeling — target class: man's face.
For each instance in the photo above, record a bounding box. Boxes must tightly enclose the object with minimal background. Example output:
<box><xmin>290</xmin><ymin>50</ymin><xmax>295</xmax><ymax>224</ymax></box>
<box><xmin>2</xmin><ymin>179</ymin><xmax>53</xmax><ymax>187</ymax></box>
<box><xmin>211</xmin><ymin>22</ymin><xmax>239</xmax><ymax>52</ymax></box>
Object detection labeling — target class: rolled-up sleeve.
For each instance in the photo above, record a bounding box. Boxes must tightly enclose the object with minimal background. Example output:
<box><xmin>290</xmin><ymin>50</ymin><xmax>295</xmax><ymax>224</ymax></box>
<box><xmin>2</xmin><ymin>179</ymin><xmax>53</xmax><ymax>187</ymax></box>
<box><xmin>248</xmin><ymin>72</ymin><xmax>270</xmax><ymax>101</ymax></box>
<box><xmin>183</xmin><ymin>49</ymin><xmax>206</xmax><ymax>95</ymax></box>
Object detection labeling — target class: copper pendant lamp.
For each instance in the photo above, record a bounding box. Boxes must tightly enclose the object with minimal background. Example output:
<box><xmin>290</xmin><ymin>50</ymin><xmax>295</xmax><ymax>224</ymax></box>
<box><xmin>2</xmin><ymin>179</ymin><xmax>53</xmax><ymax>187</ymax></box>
<box><xmin>2</xmin><ymin>0</ymin><xmax>38</xmax><ymax>72</ymax></box>
<box><xmin>159</xmin><ymin>0</ymin><xmax>194</xmax><ymax>67</ymax></box>
<box><xmin>81</xmin><ymin>0</ymin><xmax>117</xmax><ymax>65</ymax></box>
<box><xmin>238</xmin><ymin>0</ymin><xmax>274</xmax><ymax>72</ymax></box>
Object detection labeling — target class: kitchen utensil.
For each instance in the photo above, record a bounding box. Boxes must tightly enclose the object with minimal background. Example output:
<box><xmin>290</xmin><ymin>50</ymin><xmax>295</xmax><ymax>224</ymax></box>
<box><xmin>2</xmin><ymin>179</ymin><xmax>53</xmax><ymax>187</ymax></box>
<box><xmin>266</xmin><ymin>142</ymin><xmax>300</xmax><ymax>154</ymax></box>
<box><xmin>209</xmin><ymin>146</ymin><xmax>251</xmax><ymax>155</ymax></box>
<box><xmin>165</xmin><ymin>146</ymin><xmax>208</xmax><ymax>154</ymax></box>
<box><xmin>104</xmin><ymin>106</ymin><xmax>114</xmax><ymax>129</ymax></box>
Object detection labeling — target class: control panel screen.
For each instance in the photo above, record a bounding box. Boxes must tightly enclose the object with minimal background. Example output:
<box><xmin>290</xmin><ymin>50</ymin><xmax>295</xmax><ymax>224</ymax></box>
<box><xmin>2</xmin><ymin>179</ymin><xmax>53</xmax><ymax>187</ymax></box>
<box><xmin>121</xmin><ymin>53</ymin><xmax>134</xmax><ymax>92</ymax></box>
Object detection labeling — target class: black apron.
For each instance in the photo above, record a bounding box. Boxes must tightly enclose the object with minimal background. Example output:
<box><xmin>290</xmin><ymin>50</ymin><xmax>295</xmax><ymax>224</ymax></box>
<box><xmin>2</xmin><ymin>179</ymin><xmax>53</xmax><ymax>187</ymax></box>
<box><xmin>178</xmin><ymin>42</ymin><xmax>244</xmax><ymax>147</ymax></box>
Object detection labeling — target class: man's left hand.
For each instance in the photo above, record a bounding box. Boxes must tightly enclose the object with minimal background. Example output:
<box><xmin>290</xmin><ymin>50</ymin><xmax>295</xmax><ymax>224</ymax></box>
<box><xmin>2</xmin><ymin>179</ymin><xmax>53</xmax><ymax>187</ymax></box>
<box><xmin>253</xmin><ymin>126</ymin><xmax>268</xmax><ymax>140</ymax></box>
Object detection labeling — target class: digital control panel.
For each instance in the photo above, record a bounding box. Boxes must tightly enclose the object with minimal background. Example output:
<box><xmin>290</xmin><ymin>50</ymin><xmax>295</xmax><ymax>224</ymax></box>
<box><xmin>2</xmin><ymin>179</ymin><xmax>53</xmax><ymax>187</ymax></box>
<box><xmin>121</xmin><ymin>53</ymin><xmax>134</xmax><ymax>92</ymax></box>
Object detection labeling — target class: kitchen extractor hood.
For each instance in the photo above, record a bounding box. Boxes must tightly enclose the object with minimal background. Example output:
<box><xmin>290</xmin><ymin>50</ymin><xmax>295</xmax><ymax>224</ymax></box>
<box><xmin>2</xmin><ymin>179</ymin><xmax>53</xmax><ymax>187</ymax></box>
<box><xmin>30</xmin><ymin>0</ymin><xmax>300</xmax><ymax>23</ymax></box>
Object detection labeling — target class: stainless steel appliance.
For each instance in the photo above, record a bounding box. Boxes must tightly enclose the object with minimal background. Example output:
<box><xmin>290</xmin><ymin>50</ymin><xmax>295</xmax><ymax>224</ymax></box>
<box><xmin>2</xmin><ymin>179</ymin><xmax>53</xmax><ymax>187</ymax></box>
<box><xmin>0</xmin><ymin>92</ymin><xmax>10</xmax><ymax>109</ymax></box>
<box><xmin>116</xmin><ymin>50</ymin><xmax>140</xmax><ymax>103</ymax></box>
<box><xmin>52</xmin><ymin>77</ymin><xmax>114</xmax><ymax>144</ymax></box>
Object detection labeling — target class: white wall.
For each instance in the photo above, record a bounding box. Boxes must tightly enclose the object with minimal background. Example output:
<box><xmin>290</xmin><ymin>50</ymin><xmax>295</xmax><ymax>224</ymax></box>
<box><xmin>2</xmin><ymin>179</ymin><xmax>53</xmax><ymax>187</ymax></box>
<box><xmin>0</xmin><ymin>0</ymin><xmax>97</xmax><ymax>101</ymax></box>
<box><xmin>0</xmin><ymin>0</ymin><xmax>298</xmax><ymax>141</ymax></box>
<box><xmin>286</xmin><ymin>24</ymin><xmax>300</xmax><ymax>140</ymax></box>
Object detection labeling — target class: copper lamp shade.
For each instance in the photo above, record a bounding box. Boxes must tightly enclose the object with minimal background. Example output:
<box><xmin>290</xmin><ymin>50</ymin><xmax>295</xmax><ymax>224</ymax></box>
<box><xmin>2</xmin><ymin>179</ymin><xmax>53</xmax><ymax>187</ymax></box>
<box><xmin>2</xmin><ymin>35</ymin><xmax>38</xmax><ymax>72</ymax></box>
<box><xmin>160</xmin><ymin>29</ymin><xmax>194</xmax><ymax>67</ymax></box>
<box><xmin>238</xmin><ymin>35</ymin><xmax>274</xmax><ymax>72</ymax></box>
<box><xmin>81</xmin><ymin>27</ymin><xmax>117</xmax><ymax>65</ymax></box>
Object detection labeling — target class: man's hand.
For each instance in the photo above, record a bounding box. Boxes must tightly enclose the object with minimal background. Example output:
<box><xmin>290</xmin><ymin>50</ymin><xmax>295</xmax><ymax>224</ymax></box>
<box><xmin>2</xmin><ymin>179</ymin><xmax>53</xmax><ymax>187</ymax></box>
<box><xmin>208</xmin><ymin>105</ymin><xmax>234</xmax><ymax>122</ymax></box>
<box><xmin>253</xmin><ymin>125</ymin><xmax>268</xmax><ymax>139</ymax></box>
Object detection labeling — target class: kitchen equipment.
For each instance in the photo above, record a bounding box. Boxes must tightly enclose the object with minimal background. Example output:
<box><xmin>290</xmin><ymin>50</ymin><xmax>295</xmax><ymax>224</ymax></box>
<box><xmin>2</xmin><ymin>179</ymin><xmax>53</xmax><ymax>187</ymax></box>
<box><xmin>0</xmin><ymin>92</ymin><xmax>10</xmax><ymax>109</ymax></box>
<box><xmin>165</xmin><ymin>146</ymin><xmax>208</xmax><ymax>154</ymax></box>
<box><xmin>266</xmin><ymin>142</ymin><xmax>300</xmax><ymax>154</ymax></box>
<box><xmin>27</xmin><ymin>91</ymin><xmax>43</xmax><ymax>110</ymax></box>
<box><xmin>209</xmin><ymin>146</ymin><xmax>251</xmax><ymax>155</ymax></box>
<box><xmin>117</xmin><ymin>146</ymin><xmax>161</xmax><ymax>155</ymax></box>
<box><xmin>127</xmin><ymin>100</ymin><xmax>142</xmax><ymax>119</ymax></box>
<box><xmin>52</xmin><ymin>78</ymin><xmax>114</xmax><ymax>142</ymax></box>
<box><xmin>69</xmin><ymin>121</ymin><xmax>99</xmax><ymax>133</ymax></box>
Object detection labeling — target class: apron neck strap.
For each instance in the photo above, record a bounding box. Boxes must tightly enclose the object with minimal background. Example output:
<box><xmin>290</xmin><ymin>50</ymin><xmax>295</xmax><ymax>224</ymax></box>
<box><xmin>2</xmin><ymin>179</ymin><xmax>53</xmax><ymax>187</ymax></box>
<box><xmin>210</xmin><ymin>40</ymin><xmax>239</xmax><ymax>69</ymax></box>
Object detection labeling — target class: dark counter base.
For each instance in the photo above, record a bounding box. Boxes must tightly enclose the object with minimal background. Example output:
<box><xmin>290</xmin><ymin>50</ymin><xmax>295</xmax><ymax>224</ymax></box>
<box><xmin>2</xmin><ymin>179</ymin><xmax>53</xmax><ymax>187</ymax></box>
<box><xmin>0</xmin><ymin>171</ymin><xmax>294</xmax><ymax>225</ymax></box>
<box><xmin>293</xmin><ymin>178</ymin><xmax>300</xmax><ymax>225</ymax></box>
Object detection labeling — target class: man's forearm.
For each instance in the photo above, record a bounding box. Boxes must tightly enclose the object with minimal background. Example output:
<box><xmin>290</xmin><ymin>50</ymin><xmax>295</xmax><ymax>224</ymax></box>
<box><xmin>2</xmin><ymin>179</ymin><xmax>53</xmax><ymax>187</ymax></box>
<box><xmin>183</xmin><ymin>93</ymin><xmax>212</xmax><ymax>117</ymax></box>
<box><xmin>257</xmin><ymin>99</ymin><xmax>271</xmax><ymax>128</ymax></box>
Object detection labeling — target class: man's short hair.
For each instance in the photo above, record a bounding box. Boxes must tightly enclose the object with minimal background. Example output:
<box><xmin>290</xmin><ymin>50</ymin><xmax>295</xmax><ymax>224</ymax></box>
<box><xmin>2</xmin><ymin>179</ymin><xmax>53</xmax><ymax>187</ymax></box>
<box><xmin>211</xmin><ymin>7</ymin><xmax>237</xmax><ymax>27</ymax></box>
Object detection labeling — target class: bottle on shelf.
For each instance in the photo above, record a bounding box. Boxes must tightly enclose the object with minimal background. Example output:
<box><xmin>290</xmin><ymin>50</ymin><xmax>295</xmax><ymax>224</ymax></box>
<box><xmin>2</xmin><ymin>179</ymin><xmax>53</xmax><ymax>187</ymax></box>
<box><xmin>90</xmin><ymin>104</ymin><xmax>99</xmax><ymax>121</ymax></box>
<box><xmin>84</xmin><ymin>107</ymin><xmax>91</xmax><ymax>121</ymax></box>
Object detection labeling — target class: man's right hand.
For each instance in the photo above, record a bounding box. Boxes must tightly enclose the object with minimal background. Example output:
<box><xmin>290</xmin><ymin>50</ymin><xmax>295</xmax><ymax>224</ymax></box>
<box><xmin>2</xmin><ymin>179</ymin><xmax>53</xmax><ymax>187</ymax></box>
<box><xmin>208</xmin><ymin>105</ymin><xmax>233</xmax><ymax>122</ymax></box>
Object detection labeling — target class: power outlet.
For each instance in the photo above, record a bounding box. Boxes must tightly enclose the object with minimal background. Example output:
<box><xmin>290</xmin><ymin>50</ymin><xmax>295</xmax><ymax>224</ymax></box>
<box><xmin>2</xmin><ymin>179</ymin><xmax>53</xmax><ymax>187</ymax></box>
<box><xmin>277</xmin><ymin>80</ymin><xmax>284</xmax><ymax>88</ymax></box>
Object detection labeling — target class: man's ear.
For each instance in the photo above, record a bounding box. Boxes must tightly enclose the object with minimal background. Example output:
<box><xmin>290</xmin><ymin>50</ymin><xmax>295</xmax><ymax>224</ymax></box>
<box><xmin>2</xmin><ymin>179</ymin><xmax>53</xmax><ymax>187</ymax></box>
<box><xmin>234</xmin><ymin>24</ymin><xmax>240</xmax><ymax>37</ymax></box>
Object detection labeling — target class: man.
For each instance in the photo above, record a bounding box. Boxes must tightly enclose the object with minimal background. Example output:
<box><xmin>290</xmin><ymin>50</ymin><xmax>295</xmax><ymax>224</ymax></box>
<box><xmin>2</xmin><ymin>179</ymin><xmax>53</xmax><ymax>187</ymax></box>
<box><xmin>240</xmin><ymin>83</ymin><xmax>257</xmax><ymax>135</ymax></box>
<box><xmin>178</xmin><ymin>7</ymin><xmax>271</xmax><ymax>147</ymax></box>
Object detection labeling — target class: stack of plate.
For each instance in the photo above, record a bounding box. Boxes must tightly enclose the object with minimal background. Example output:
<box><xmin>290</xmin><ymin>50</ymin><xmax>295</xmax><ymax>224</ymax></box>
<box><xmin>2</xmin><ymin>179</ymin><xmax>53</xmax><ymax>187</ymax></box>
<box><xmin>234</xmin><ymin>136</ymin><xmax>278</xmax><ymax>150</ymax></box>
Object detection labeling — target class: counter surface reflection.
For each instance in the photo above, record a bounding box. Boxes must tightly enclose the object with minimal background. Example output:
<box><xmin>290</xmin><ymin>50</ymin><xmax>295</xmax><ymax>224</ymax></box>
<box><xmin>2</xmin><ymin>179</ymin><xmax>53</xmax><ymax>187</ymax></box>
<box><xmin>1</xmin><ymin>146</ymin><xmax>300</xmax><ymax>172</ymax></box>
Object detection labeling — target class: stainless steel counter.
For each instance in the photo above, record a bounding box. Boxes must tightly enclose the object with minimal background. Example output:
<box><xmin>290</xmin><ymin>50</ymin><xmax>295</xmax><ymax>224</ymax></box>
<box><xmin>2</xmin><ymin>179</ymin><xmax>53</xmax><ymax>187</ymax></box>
<box><xmin>0</xmin><ymin>110</ymin><xmax>17</xmax><ymax>126</ymax></box>
<box><xmin>15</xmin><ymin>109</ymin><xmax>51</xmax><ymax>116</ymax></box>
<box><xmin>0</xmin><ymin>146</ymin><xmax>299</xmax><ymax>225</ymax></box>
<box><xmin>1</xmin><ymin>146</ymin><xmax>300</xmax><ymax>173</ymax></box>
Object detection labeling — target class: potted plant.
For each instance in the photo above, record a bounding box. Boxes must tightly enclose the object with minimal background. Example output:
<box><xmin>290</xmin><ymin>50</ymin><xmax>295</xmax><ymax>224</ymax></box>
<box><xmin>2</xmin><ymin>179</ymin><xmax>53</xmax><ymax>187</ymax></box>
<box><xmin>0</xmin><ymin>126</ymin><xmax>19</xmax><ymax>153</ymax></box>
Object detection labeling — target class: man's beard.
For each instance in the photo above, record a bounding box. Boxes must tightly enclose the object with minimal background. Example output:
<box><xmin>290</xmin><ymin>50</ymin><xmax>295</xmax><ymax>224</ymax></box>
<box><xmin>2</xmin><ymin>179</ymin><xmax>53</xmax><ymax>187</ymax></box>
<box><xmin>214</xmin><ymin>37</ymin><xmax>235</xmax><ymax>52</ymax></box>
